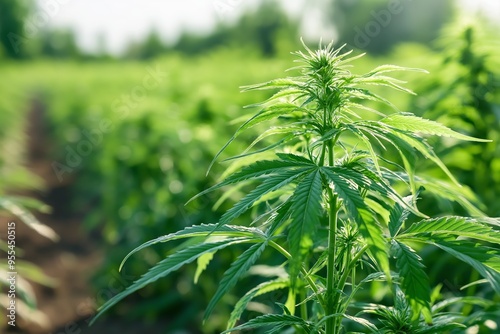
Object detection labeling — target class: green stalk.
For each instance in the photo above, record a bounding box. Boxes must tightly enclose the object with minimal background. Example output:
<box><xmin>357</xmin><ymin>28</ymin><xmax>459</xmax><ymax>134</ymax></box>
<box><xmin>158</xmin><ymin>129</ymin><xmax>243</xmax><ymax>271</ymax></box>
<box><xmin>333</xmin><ymin>244</ymin><xmax>369</xmax><ymax>329</ymax></box>
<box><xmin>326</xmin><ymin>190</ymin><xmax>338</xmax><ymax>334</ymax></box>
<box><xmin>319</xmin><ymin>142</ymin><xmax>327</xmax><ymax>166</ymax></box>
<box><xmin>326</xmin><ymin>138</ymin><xmax>339</xmax><ymax>334</ymax></box>
<box><xmin>319</xmin><ymin>104</ymin><xmax>329</xmax><ymax>166</ymax></box>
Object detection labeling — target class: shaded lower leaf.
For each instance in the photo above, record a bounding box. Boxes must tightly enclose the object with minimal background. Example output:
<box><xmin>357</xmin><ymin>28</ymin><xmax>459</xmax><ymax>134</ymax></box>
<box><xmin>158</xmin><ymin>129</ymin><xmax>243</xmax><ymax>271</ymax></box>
<box><xmin>227</xmin><ymin>278</ymin><xmax>289</xmax><ymax>330</ymax></box>
<box><xmin>430</xmin><ymin>239</ymin><xmax>500</xmax><ymax>293</ymax></box>
<box><xmin>414</xmin><ymin>315</ymin><xmax>466</xmax><ymax>334</ymax></box>
<box><xmin>404</xmin><ymin>236</ymin><xmax>500</xmax><ymax>293</ymax></box>
<box><xmin>223</xmin><ymin>314</ymin><xmax>311</xmax><ymax>333</ymax></box>
<box><xmin>204</xmin><ymin>241</ymin><xmax>269</xmax><ymax>321</ymax></box>
<box><xmin>388</xmin><ymin>192</ymin><xmax>417</xmax><ymax>237</ymax></box>
<box><xmin>267</xmin><ymin>200</ymin><xmax>293</xmax><ymax>236</ymax></box>
<box><xmin>432</xmin><ymin>296</ymin><xmax>494</xmax><ymax>313</ymax></box>
<box><xmin>392</xmin><ymin>241</ymin><xmax>432</xmax><ymax>323</ymax></box>
<box><xmin>357</xmin><ymin>207</ymin><xmax>391</xmax><ymax>281</ymax></box>
<box><xmin>91</xmin><ymin>237</ymin><xmax>254</xmax><ymax>324</ymax></box>
<box><xmin>288</xmin><ymin>169</ymin><xmax>323</xmax><ymax>288</ymax></box>
<box><xmin>343</xmin><ymin>314</ymin><xmax>378</xmax><ymax>332</ymax></box>
<box><xmin>120</xmin><ymin>223</ymin><xmax>265</xmax><ymax>270</ymax></box>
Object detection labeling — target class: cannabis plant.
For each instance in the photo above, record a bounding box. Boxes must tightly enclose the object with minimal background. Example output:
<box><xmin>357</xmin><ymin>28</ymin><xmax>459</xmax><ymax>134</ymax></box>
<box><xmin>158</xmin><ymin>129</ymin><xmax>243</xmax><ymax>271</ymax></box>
<box><xmin>93</xmin><ymin>42</ymin><xmax>500</xmax><ymax>333</ymax></box>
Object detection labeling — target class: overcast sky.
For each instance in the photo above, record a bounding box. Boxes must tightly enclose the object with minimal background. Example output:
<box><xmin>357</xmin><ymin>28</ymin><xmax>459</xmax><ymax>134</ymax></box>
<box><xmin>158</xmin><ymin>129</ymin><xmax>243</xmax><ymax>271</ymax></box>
<box><xmin>33</xmin><ymin>0</ymin><xmax>499</xmax><ymax>54</ymax></box>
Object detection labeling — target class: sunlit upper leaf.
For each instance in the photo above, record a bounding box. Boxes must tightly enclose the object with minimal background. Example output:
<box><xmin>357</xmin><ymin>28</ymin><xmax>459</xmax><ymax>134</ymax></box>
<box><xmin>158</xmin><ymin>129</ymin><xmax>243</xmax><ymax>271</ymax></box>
<box><xmin>401</xmin><ymin>216</ymin><xmax>500</xmax><ymax>244</ymax></box>
<box><xmin>217</xmin><ymin>167</ymin><xmax>314</xmax><ymax>229</ymax></box>
<box><xmin>191</xmin><ymin>157</ymin><xmax>316</xmax><ymax>203</ymax></box>
<box><xmin>381</xmin><ymin>113</ymin><xmax>490</xmax><ymax>142</ymax></box>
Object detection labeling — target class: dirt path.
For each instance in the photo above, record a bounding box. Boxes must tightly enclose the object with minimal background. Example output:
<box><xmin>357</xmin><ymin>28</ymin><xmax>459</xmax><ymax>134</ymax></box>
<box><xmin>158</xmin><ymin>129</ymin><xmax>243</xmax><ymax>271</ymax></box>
<box><xmin>3</xmin><ymin>98</ymin><xmax>102</xmax><ymax>334</ymax></box>
<box><xmin>3</xmin><ymin>97</ymin><xmax>200</xmax><ymax>334</ymax></box>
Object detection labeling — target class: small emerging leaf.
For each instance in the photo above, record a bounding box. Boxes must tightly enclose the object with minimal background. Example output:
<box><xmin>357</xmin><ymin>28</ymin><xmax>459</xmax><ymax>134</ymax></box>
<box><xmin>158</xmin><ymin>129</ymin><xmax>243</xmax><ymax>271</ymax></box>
<box><xmin>194</xmin><ymin>251</ymin><xmax>214</xmax><ymax>284</ymax></box>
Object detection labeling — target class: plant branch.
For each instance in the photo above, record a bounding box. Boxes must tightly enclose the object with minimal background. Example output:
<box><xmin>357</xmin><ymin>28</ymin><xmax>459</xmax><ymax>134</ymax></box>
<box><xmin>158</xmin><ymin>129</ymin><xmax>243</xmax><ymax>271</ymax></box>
<box><xmin>268</xmin><ymin>240</ymin><xmax>326</xmax><ymax>309</ymax></box>
<box><xmin>333</xmin><ymin>244</ymin><xmax>369</xmax><ymax>329</ymax></box>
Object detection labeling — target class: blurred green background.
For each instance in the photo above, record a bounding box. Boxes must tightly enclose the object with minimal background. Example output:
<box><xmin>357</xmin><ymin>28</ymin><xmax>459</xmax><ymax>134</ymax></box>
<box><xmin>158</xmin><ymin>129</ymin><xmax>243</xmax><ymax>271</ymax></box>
<box><xmin>0</xmin><ymin>0</ymin><xmax>499</xmax><ymax>333</ymax></box>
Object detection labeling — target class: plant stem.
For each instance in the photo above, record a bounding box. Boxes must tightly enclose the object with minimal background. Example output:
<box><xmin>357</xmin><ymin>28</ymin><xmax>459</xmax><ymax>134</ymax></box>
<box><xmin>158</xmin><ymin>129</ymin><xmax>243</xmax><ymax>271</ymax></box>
<box><xmin>326</xmin><ymin>189</ymin><xmax>338</xmax><ymax>334</ymax></box>
<box><xmin>319</xmin><ymin>142</ymin><xmax>327</xmax><ymax>166</ymax></box>
<box><xmin>319</xmin><ymin>104</ymin><xmax>329</xmax><ymax>166</ymax></box>
<box><xmin>326</xmin><ymin>138</ymin><xmax>339</xmax><ymax>334</ymax></box>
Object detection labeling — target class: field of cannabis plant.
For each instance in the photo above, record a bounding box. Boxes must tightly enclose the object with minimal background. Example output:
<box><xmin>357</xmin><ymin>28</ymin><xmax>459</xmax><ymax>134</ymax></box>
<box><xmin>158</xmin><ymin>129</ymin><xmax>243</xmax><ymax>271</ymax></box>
<box><xmin>91</xmin><ymin>42</ymin><xmax>500</xmax><ymax>333</ymax></box>
<box><xmin>1</xmin><ymin>20</ymin><xmax>499</xmax><ymax>333</ymax></box>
